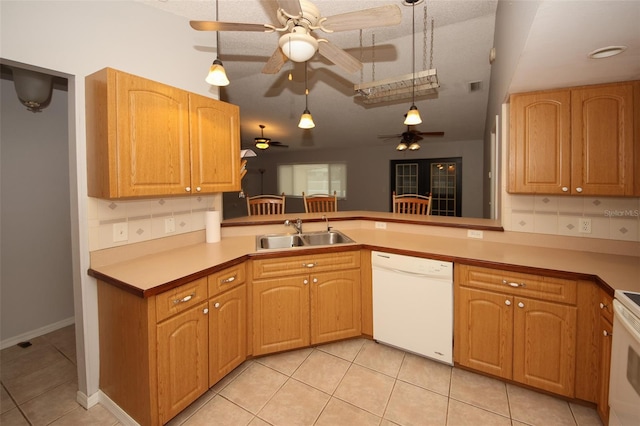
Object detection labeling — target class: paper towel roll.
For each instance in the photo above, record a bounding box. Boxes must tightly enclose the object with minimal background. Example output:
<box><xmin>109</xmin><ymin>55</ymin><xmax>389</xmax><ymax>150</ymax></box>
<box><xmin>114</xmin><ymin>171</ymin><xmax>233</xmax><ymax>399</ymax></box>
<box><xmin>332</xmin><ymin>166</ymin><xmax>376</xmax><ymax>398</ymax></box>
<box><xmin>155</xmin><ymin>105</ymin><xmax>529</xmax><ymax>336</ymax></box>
<box><xmin>205</xmin><ymin>210</ymin><xmax>221</xmax><ymax>243</ymax></box>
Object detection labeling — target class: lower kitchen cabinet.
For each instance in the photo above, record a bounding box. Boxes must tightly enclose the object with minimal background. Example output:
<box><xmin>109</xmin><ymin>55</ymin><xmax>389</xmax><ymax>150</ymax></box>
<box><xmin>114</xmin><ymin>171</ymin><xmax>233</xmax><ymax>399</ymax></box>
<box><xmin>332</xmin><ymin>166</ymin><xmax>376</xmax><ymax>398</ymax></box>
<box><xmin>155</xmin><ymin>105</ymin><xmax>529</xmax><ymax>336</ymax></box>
<box><xmin>157</xmin><ymin>302</ymin><xmax>209</xmax><ymax>424</ymax></box>
<box><xmin>251</xmin><ymin>250</ymin><xmax>361</xmax><ymax>356</ymax></box>
<box><xmin>455</xmin><ymin>264</ymin><xmax>577</xmax><ymax>397</ymax></box>
<box><xmin>596</xmin><ymin>289</ymin><xmax>614</xmax><ymax>424</ymax></box>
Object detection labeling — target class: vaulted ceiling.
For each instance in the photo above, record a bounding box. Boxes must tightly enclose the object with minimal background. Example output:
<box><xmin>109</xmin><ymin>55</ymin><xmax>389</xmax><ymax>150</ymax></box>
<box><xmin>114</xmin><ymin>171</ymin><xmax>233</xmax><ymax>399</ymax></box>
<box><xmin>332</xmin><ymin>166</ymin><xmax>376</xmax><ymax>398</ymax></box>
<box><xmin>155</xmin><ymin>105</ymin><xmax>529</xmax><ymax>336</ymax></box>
<box><xmin>139</xmin><ymin>0</ymin><xmax>639</xmax><ymax>152</ymax></box>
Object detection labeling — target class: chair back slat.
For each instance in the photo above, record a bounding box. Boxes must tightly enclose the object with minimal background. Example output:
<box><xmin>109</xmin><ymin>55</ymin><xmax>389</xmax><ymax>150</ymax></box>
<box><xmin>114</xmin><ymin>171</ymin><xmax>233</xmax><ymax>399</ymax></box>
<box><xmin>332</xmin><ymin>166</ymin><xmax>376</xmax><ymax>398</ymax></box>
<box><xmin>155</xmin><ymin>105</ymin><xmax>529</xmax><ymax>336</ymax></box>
<box><xmin>303</xmin><ymin>191</ymin><xmax>338</xmax><ymax>213</ymax></box>
<box><xmin>247</xmin><ymin>193</ymin><xmax>286</xmax><ymax>216</ymax></box>
<box><xmin>392</xmin><ymin>191</ymin><xmax>432</xmax><ymax>215</ymax></box>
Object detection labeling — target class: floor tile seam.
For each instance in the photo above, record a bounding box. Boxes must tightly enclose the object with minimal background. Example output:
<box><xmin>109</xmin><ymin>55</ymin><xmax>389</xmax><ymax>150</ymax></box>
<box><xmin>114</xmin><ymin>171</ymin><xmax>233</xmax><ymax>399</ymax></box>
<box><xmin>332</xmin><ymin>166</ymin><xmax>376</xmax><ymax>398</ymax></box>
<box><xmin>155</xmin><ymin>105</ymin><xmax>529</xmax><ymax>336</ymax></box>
<box><xmin>393</xmin><ymin>376</ymin><xmax>451</xmax><ymax>398</ymax></box>
<box><xmin>215</xmin><ymin>391</ymin><xmax>265</xmax><ymax>422</ymax></box>
<box><xmin>378</xmin><ymin>377</ymin><xmax>399</xmax><ymax>422</ymax></box>
<box><xmin>351</xmin><ymin>359</ymin><xmax>402</xmax><ymax>381</ymax></box>
<box><xmin>447</xmin><ymin>397</ymin><xmax>514</xmax><ymax>423</ymax></box>
<box><xmin>285</xmin><ymin>375</ymin><xmax>334</xmax><ymax>399</ymax></box>
<box><xmin>12</xmin><ymin>376</ymin><xmax>79</xmax><ymax>408</ymax></box>
<box><xmin>326</xmin><ymin>393</ymin><xmax>385</xmax><ymax>422</ymax></box>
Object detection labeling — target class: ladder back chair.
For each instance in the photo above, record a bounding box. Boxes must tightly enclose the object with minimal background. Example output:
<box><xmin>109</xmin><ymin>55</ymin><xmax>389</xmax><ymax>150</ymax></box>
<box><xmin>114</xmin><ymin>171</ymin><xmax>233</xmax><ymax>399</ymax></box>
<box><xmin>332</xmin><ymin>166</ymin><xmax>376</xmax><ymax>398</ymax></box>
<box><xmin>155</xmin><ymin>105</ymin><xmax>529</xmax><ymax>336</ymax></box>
<box><xmin>246</xmin><ymin>193</ymin><xmax>286</xmax><ymax>216</ymax></box>
<box><xmin>392</xmin><ymin>191</ymin><xmax>433</xmax><ymax>215</ymax></box>
<box><xmin>303</xmin><ymin>191</ymin><xmax>338</xmax><ymax>213</ymax></box>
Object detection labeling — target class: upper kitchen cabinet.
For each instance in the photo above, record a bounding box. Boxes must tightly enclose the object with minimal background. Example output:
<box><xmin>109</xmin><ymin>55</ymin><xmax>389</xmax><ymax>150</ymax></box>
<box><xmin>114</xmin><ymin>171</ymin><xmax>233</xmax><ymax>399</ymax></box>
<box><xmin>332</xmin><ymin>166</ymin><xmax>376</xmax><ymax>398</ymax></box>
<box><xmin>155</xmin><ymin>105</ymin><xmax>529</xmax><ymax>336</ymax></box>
<box><xmin>509</xmin><ymin>81</ymin><xmax>637</xmax><ymax>196</ymax></box>
<box><xmin>85</xmin><ymin>67</ymin><xmax>241</xmax><ymax>199</ymax></box>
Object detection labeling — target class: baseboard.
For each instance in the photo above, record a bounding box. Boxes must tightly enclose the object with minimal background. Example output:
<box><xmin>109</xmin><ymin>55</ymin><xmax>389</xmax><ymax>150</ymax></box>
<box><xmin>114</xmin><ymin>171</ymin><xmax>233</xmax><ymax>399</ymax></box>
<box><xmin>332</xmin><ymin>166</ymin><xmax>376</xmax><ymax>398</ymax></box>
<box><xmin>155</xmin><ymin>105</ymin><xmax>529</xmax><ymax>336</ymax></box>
<box><xmin>0</xmin><ymin>316</ymin><xmax>75</xmax><ymax>350</ymax></box>
<box><xmin>97</xmin><ymin>390</ymin><xmax>140</xmax><ymax>426</ymax></box>
<box><xmin>75</xmin><ymin>390</ymin><xmax>100</xmax><ymax>409</ymax></box>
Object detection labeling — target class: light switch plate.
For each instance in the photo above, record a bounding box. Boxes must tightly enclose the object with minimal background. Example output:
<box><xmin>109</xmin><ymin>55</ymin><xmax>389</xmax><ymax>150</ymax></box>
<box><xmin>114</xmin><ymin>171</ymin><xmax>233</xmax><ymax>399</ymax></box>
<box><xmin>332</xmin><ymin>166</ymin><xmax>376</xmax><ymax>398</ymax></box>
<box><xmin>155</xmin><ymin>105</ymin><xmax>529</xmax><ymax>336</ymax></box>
<box><xmin>165</xmin><ymin>217</ymin><xmax>175</xmax><ymax>234</ymax></box>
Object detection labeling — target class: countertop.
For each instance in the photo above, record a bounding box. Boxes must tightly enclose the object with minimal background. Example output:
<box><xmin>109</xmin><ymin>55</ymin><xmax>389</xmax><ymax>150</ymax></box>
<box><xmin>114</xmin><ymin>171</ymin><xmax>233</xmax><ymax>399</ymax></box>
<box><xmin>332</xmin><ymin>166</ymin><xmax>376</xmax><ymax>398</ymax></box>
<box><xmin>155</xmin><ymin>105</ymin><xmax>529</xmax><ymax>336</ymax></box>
<box><xmin>88</xmin><ymin>216</ymin><xmax>640</xmax><ymax>298</ymax></box>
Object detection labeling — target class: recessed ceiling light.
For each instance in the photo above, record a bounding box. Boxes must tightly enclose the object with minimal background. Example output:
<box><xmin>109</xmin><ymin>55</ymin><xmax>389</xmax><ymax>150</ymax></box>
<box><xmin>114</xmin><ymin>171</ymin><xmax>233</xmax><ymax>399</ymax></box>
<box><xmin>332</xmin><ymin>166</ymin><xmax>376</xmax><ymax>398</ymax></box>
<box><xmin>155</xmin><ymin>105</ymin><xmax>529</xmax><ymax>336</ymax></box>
<box><xmin>588</xmin><ymin>46</ymin><xmax>627</xmax><ymax>59</ymax></box>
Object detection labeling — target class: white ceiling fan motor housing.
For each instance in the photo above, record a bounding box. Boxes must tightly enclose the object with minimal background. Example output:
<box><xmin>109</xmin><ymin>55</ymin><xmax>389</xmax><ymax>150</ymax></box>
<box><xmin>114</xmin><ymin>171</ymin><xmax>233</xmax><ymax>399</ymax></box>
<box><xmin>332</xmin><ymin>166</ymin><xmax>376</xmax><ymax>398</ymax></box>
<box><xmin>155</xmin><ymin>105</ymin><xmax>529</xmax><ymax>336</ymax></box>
<box><xmin>277</xmin><ymin>0</ymin><xmax>321</xmax><ymax>28</ymax></box>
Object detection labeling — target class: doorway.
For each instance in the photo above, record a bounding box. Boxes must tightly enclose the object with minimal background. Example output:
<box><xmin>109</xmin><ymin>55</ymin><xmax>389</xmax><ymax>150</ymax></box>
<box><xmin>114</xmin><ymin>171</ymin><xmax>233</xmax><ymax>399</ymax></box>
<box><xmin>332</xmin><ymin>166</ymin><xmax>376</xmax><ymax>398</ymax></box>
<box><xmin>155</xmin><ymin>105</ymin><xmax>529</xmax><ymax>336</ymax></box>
<box><xmin>390</xmin><ymin>157</ymin><xmax>462</xmax><ymax>216</ymax></box>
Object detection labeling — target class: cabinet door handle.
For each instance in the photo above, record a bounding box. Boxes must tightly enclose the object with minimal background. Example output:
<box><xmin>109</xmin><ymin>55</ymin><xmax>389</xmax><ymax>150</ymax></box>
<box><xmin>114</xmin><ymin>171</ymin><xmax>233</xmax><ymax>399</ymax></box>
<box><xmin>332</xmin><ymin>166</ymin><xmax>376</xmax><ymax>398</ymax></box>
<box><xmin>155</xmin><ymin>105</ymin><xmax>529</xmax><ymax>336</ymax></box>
<box><xmin>603</xmin><ymin>330</ymin><xmax>612</xmax><ymax>337</ymax></box>
<box><xmin>505</xmin><ymin>300</ymin><xmax>511</xmax><ymax>306</ymax></box>
<box><xmin>214</xmin><ymin>302</ymin><xmax>220</xmax><ymax>309</ymax></box>
<box><xmin>185</xmin><ymin>186</ymin><xmax>191</xmax><ymax>192</ymax></box>
<box><xmin>518</xmin><ymin>302</ymin><xmax>525</xmax><ymax>308</ymax></box>
<box><xmin>313</xmin><ymin>278</ymin><xmax>318</xmax><ymax>283</ymax></box>
<box><xmin>576</xmin><ymin>187</ymin><xmax>583</xmax><ymax>193</ymax></box>
<box><xmin>303</xmin><ymin>279</ymin><xmax>309</xmax><ymax>285</ymax></box>
<box><xmin>196</xmin><ymin>186</ymin><xmax>202</xmax><ymax>192</ymax></box>
<box><xmin>599</xmin><ymin>302</ymin><xmax>609</xmax><ymax>310</ymax></box>
<box><xmin>221</xmin><ymin>275</ymin><xmax>236</xmax><ymax>284</ymax></box>
<box><xmin>203</xmin><ymin>308</ymin><xmax>209</xmax><ymax>314</ymax></box>
<box><xmin>562</xmin><ymin>187</ymin><xmax>569</xmax><ymax>192</ymax></box>
<box><xmin>502</xmin><ymin>279</ymin><xmax>525</xmax><ymax>288</ymax></box>
<box><xmin>173</xmin><ymin>293</ymin><xmax>195</xmax><ymax>304</ymax></box>
<box><xmin>302</xmin><ymin>262</ymin><xmax>316</xmax><ymax>268</ymax></box>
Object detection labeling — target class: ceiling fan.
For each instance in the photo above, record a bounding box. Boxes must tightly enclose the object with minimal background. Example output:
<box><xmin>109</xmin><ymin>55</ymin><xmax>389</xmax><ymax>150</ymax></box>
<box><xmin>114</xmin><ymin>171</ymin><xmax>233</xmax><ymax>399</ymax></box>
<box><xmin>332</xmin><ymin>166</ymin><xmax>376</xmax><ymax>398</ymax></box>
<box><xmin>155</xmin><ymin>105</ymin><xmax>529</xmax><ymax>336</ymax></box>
<box><xmin>189</xmin><ymin>0</ymin><xmax>402</xmax><ymax>75</ymax></box>
<box><xmin>254</xmin><ymin>124</ymin><xmax>289</xmax><ymax>150</ymax></box>
<box><xmin>379</xmin><ymin>124</ymin><xmax>444</xmax><ymax>151</ymax></box>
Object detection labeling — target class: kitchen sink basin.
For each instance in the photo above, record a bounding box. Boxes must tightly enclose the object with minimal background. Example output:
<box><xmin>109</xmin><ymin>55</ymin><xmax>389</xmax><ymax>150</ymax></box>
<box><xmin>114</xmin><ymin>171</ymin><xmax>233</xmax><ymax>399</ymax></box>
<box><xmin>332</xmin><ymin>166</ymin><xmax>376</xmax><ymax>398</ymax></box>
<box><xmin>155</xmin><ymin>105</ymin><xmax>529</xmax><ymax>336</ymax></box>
<box><xmin>256</xmin><ymin>230</ymin><xmax>354</xmax><ymax>250</ymax></box>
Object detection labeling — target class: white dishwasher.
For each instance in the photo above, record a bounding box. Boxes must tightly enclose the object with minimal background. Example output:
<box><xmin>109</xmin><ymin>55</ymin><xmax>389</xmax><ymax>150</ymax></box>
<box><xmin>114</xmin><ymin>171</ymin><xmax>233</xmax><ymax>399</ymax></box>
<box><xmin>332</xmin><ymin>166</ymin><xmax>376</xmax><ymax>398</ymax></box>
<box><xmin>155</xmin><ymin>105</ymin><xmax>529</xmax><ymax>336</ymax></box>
<box><xmin>372</xmin><ymin>251</ymin><xmax>453</xmax><ymax>365</ymax></box>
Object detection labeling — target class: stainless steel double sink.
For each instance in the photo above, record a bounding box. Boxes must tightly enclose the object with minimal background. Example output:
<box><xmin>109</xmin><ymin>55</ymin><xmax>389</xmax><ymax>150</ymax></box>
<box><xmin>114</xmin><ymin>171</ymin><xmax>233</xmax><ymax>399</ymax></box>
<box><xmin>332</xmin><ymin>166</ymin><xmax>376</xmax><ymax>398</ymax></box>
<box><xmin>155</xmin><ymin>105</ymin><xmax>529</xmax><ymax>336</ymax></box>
<box><xmin>256</xmin><ymin>230</ymin><xmax>354</xmax><ymax>250</ymax></box>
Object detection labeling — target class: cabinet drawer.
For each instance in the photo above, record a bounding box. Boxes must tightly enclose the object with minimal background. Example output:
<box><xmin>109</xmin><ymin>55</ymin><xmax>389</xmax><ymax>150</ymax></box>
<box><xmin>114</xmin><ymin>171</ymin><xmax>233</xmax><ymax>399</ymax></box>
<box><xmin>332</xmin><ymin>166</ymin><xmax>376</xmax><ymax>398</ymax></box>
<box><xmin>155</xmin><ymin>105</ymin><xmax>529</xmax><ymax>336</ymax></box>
<box><xmin>156</xmin><ymin>277</ymin><xmax>208</xmax><ymax>323</ymax></box>
<box><xmin>252</xmin><ymin>250</ymin><xmax>360</xmax><ymax>280</ymax></box>
<box><xmin>597</xmin><ymin>289</ymin><xmax>614</xmax><ymax>324</ymax></box>
<box><xmin>208</xmin><ymin>263</ymin><xmax>246</xmax><ymax>296</ymax></box>
<box><xmin>459</xmin><ymin>265</ymin><xmax>577</xmax><ymax>304</ymax></box>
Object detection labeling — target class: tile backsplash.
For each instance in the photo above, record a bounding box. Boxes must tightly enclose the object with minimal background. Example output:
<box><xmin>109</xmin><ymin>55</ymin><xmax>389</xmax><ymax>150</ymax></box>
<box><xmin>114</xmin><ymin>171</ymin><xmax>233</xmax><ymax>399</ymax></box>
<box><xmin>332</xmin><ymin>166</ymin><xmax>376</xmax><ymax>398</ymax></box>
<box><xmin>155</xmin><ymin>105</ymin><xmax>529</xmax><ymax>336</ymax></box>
<box><xmin>502</xmin><ymin>193</ymin><xmax>640</xmax><ymax>242</ymax></box>
<box><xmin>88</xmin><ymin>194</ymin><xmax>221</xmax><ymax>251</ymax></box>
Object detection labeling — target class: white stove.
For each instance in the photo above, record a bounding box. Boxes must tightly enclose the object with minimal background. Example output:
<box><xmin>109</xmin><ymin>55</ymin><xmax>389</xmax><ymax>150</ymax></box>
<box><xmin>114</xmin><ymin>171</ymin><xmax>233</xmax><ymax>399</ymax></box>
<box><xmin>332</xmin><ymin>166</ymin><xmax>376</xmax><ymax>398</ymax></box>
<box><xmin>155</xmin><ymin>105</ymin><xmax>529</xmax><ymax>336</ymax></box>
<box><xmin>609</xmin><ymin>290</ymin><xmax>640</xmax><ymax>426</ymax></box>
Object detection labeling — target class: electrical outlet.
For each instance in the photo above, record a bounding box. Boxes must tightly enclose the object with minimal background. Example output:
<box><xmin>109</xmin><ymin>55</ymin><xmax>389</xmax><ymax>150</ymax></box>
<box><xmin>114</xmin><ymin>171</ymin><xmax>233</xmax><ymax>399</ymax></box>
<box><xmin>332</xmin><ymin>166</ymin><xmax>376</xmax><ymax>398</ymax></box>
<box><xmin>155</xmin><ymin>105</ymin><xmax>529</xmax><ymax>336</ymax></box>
<box><xmin>375</xmin><ymin>222</ymin><xmax>387</xmax><ymax>229</ymax></box>
<box><xmin>113</xmin><ymin>222</ymin><xmax>128</xmax><ymax>242</ymax></box>
<box><xmin>467</xmin><ymin>229</ymin><xmax>484</xmax><ymax>239</ymax></box>
<box><xmin>165</xmin><ymin>217</ymin><xmax>175</xmax><ymax>234</ymax></box>
<box><xmin>579</xmin><ymin>217</ymin><xmax>592</xmax><ymax>234</ymax></box>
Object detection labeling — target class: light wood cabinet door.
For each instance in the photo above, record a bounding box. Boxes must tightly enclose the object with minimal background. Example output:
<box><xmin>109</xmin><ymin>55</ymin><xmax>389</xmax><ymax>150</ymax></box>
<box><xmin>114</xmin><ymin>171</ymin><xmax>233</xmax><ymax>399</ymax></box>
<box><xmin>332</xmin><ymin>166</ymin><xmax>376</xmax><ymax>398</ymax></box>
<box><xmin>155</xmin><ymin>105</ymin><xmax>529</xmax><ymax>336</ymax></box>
<box><xmin>252</xmin><ymin>276</ymin><xmax>310</xmax><ymax>356</ymax></box>
<box><xmin>456</xmin><ymin>287</ymin><xmax>513</xmax><ymax>379</ymax></box>
<box><xmin>157</xmin><ymin>302</ymin><xmax>209</xmax><ymax>424</ymax></box>
<box><xmin>209</xmin><ymin>284</ymin><xmax>247</xmax><ymax>386</ymax></box>
<box><xmin>189</xmin><ymin>93</ymin><xmax>241</xmax><ymax>193</ymax></box>
<box><xmin>571</xmin><ymin>83</ymin><xmax>635</xmax><ymax>196</ymax></box>
<box><xmin>310</xmin><ymin>269</ymin><xmax>361</xmax><ymax>345</ymax></box>
<box><xmin>597</xmin><ymin>312</ymin><xmax>613</xmax><ymax>423</ymax></box>
<box><xmin>509</xmin><ymin>90</ymin><xmax>572</xmax><ymax>194</ymax></box>
<box><xmin>512</xmin><ymin>297</ymin><xmax>577</xmax><ymax>397</ymax></box>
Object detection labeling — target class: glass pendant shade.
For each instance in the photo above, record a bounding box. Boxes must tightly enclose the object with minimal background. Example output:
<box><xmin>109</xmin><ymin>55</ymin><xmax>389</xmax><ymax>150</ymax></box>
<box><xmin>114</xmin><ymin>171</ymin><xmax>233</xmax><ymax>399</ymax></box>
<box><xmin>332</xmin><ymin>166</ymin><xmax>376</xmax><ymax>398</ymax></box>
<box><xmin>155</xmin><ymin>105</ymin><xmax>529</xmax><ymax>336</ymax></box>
<box><xmin>408</xmin><ymin>142</ymin><xmax>421</xmax><ymax>151</ymax></box>
<box><xmin>205</xmin><ymin>59</ymin><xmax>230</xmax><ymax>86</ymax></box>
<box><xmin>396</xmin><ymin>142</ymin><xmax>408</xmax><ymax>151</ymax></box>
<box><xmin>279</xmin><ymin>29</ymin><xmax>318</xmax><ymax>63</ymax></box>
<box><xmin>404</xmin><ymin>105</ymin><xmax>422</xmax><ymax>125</ymax></box>
<box><xmin>298</xmin><ymin>109</ymin><xmax>315</xmax><ymax>129</ymax></box>
<box><xmin>254</xmin><ymin>138</ymin><xmax>270</xmax><ymax>150</ymax></box>
<box><xmin>11</xmin><ymin>68</ymin><xmax>53</xmax><ymax>111</ymax></box>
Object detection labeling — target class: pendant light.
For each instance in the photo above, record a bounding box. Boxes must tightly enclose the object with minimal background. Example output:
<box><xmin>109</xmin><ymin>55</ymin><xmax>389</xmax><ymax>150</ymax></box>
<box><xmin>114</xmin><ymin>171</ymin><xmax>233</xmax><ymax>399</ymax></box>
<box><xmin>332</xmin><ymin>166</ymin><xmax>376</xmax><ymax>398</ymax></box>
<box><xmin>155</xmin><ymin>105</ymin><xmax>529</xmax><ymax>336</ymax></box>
<box><xmin>205</xmin><ymin>0</ymin><xmax>230</xmax><ymax>86</ymax></box>
<box><xmin>298</xmin><ymin>62</ymin><xmax>315</xmax><ymax>129</ymax></box>
<box><xmin>404</xmin><ymin>0</ymin><xmax>422</xmax><ymax>125</ymax></box>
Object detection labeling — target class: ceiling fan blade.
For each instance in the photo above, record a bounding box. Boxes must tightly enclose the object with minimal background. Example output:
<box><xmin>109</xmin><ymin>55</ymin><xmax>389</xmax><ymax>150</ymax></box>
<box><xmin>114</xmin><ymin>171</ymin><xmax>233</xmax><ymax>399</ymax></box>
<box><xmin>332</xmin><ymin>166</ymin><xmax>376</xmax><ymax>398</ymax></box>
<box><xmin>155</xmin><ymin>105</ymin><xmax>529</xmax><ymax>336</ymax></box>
<box><xmin>323</xmin><ymin>5</ymin><xmax>402</xmax><ymax>32</ymax></box>
<box><xmin>378</xmin><ymin>134</ymin><xmax>402</xmax><ymax>139</ymax></box>
<box><xmin>276</xmin><ymin>0</ymin><xmax>302</xmax><ymax>18</ymax></box>
<box><xmin>262</xmin><ymin>47</ymin><xmax>288</xmax><ymax>74</ymax></box>
<box><xmin>271</xmin><ymin>141</ymin><xmax>289</xmax><ymax>148</ymax></box>
<box><xmin>318</xmin><ymin>41</ymin><xmax>362</xmax><ymax>74</ymax></box>
<box><xmin>416</xmin><ymin>131</ymin><xmax>445</xmax><ymax>136</ymax></box>
<box><xmin>189</xmin><ymin>21</ymin><xmax>270</xmax><ymax>32</ymax></box>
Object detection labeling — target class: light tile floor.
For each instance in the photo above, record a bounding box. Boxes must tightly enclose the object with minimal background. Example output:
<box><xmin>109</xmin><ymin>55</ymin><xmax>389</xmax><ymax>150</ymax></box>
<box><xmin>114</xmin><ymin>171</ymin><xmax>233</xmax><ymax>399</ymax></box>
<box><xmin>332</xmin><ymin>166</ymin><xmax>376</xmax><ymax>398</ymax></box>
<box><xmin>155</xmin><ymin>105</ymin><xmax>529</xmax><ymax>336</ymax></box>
<box><xmin>1</xmin><ymin>327</ymin><xmax>603</xmax><ymax>426</ymax></box>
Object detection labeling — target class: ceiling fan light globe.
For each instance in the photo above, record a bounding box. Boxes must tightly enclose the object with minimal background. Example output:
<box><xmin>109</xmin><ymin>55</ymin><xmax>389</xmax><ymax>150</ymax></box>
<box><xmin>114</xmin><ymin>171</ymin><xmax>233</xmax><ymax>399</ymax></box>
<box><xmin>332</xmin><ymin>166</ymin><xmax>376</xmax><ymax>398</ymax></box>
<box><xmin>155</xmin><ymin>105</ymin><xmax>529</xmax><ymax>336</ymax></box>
<box><xmin>205</xmin><ymin>59</ymin><xmax>230</xmax><ymax>86</ymax></box>
<box><xmin>408</xmin><ymin>142</ymin><xmax>421</xmax><ymax>150</ymax></box>
<box><xmin>298</xmin><ymin>110</ymin><xmax>315</xmax><ymax>129</ymax></box>
<box><xmin>279</xmin><ymin>30</ymin><xmax>318</xmax><ymax>63</ymax></box>
<box><xmin>404</xmin><ymin>105</ymin><xmax>422</xmax><ymax>125</ymax></box>
<box><xmin>255</xmin><ymin>139</ymin><xmax>270</xmax><ymax>150</ymax></box>
<box><xmin>396</xmin><ymin>142</ymin><xmax>408</xmax><ymax>151</ymax></box>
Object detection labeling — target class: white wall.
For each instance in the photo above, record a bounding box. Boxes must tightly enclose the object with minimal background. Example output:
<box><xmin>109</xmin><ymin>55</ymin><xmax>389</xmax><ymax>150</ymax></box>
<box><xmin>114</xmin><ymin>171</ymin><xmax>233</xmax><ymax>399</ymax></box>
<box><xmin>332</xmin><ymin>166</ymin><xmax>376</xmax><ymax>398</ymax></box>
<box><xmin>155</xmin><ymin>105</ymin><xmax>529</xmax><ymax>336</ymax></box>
<box><xmin>1</xmin><ymin>0</ymin><xmax>222</xmax><ymax>402</ymax></box>
<box><xmin>0</xmin><ymin>76</ymin><xmax>75</xmax><ymax>344</ymax></box>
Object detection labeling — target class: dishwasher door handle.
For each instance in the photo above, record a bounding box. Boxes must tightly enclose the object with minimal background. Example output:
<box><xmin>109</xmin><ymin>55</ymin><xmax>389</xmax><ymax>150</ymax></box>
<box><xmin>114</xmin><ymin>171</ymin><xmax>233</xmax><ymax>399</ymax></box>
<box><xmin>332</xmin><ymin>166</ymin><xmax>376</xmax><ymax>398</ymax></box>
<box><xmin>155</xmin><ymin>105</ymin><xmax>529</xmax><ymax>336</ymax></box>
<box><xmin>373</xmin><ymin>266</ymin><xmax>432</xmax><ymax>279</ymax></box>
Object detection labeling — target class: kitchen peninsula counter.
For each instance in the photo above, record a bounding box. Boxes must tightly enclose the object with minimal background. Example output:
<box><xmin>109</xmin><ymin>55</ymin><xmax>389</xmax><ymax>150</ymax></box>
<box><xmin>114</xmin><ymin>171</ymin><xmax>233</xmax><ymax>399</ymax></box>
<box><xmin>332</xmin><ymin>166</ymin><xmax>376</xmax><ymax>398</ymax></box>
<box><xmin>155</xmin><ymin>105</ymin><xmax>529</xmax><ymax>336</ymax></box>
<box><xmin>89</xmin><ymin>212</ymin><xmax>640</xmax><ymax>297</ymax></box>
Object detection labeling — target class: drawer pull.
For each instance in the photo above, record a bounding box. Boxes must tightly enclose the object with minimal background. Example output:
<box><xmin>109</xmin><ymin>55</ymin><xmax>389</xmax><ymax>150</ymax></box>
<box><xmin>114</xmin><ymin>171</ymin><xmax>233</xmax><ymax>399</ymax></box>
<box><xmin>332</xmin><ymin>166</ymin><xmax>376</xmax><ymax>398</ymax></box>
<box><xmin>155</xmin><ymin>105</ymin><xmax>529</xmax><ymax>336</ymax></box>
<box><xmin>503</xmin><ymin>279</ymin><xmax>525</xmax><ymax>288</ymax></box>
<box><xmin>603</xmin><ymin>330</ymin><xmax>612</xmax><ymax>337</ymax></box>
<box><xmin>302</xmin><ymin>262</ymin><xmax>317</xmax><ymax>268</ymax></box>
<box><xmin>221</xmin><ymin>274</ymin><xmax>236</xmax><ymax>284</ymax></box>
<box><xmin>173</xmin><ymin>293</ymin><xmax>195</xmax><ymax>304</ymax></box>
<box><xmin>599</xmin><ymin>302</ymin><xmax>609</xmax><ymax>310</ymax></box>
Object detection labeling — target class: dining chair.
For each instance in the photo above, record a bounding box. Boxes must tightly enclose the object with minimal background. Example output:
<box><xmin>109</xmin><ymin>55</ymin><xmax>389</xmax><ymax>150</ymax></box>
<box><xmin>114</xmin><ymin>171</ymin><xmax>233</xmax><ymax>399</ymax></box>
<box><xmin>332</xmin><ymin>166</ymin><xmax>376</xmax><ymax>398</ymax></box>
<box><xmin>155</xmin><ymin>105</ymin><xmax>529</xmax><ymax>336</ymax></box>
<box><xmin>392</xmin><ymin>191</ymin><xmax>432</xmax><ymax>215</ymax></box>
<box><xmin>246</xmin><ymin>193</ymin><xmax>286</xmax><ymax>216</ymax></box>
<box><xmin>303</xmin><ymin>191</ymin><xmax>338</xmax><ymax>213</ymax></box>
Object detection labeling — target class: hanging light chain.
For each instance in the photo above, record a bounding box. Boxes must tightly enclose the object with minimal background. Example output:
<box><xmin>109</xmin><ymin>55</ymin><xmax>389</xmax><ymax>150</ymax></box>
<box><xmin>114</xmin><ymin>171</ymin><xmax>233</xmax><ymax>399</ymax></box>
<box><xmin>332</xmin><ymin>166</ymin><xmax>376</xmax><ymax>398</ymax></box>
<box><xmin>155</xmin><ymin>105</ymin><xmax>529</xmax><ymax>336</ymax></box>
<box><xmin>423</xmin><ymin>3</ymin><xmax>427</xmax><ymax>71</ymax></box>
<box><xmin>359</xmin><ymin>30</ymin><xmax>363</xmax><ymax>84</ymax></box>
<box><xmin>411</xmin><ymin>0</ymin><xmax>416</xmax><ymax>103</ymax></box>
<box><xmin>430</xmin><ymin>17</ymin><xmax>434</xmax><ymax>70</ymax></box>
<box><xmin>372</xmin><ymin>33</ymin><xmax>376</xmax><ymax>82</ymax></box>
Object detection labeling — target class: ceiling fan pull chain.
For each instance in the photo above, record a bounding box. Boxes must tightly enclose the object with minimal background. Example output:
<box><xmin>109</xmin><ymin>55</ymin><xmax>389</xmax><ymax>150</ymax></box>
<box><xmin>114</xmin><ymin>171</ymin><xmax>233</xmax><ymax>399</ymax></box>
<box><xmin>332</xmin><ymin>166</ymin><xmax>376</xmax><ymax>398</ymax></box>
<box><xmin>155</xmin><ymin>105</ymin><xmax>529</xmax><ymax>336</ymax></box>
<box><xmin>372</xmin><ymin>33</ymin><xmax>376</xmax><ymax>82</ymax></box>
<box><xmin>423</xmin><ymin>3</ymin><xmax>427</xmax><ymax>71</ymax></box>
<box><xmin>359</xmin><ymin>30</ymin><xmax>363</xmax><ymax>84</ymax></box>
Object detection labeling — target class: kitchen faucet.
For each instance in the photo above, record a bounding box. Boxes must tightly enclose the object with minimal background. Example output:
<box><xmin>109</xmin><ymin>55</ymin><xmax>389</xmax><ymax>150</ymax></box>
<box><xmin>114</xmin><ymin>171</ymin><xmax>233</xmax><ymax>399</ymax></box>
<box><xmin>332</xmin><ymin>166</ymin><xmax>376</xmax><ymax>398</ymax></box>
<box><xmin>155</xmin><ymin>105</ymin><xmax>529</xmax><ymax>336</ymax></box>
<box><xmin>284</xmin><ymin>218</ymin><xmax>303</xmax><ymax>234</ymax></box>
<box><xmin>322</xmin><ymin>215</ymin><xmax>332</xmax><ymax>232</ymax></box>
